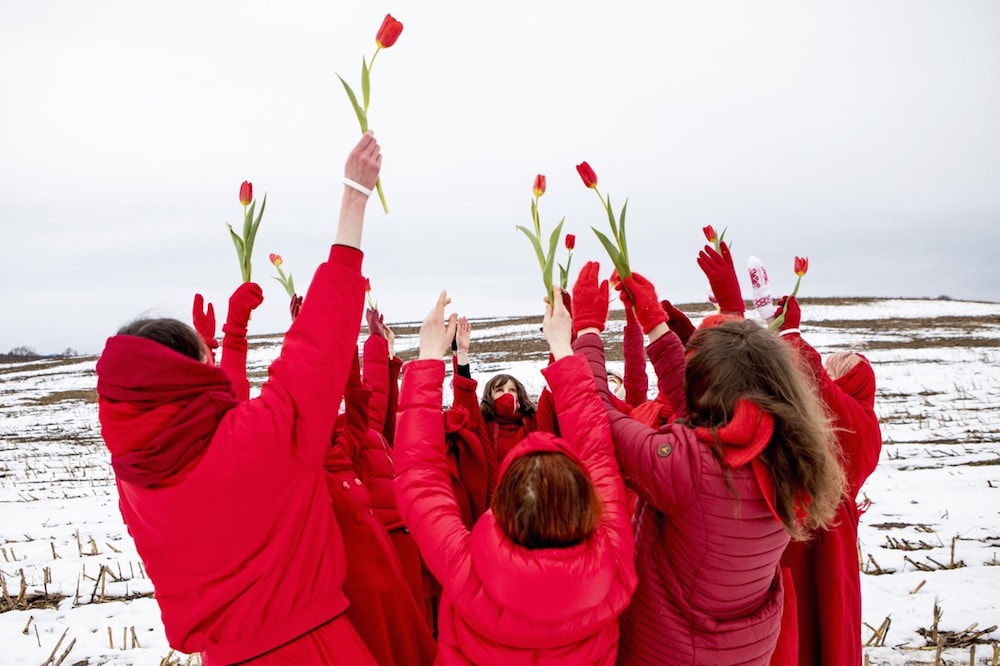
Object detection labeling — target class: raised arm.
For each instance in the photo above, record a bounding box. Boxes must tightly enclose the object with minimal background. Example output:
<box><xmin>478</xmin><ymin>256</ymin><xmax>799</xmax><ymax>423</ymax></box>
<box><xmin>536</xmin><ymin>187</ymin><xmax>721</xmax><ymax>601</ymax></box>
<box><xmin>246</xmin><ymin>132</ymin><xmax>381</xmax><ymax>465</ymax></box>
<box><xmin>394</xmin><ymin>292</ymin><xmax>472</xmax><ymax>585</ymax></box>
<box><xmin>219</xmin><ymin>282</ymin><xmax>264</xmax><ymax>402</ymax></box>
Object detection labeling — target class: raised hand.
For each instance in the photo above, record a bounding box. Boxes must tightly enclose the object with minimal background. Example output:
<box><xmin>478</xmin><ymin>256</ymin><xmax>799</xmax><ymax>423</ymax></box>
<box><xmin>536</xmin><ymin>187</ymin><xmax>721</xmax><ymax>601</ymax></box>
<box><xmin>192</xmin><ymin>294</ymin><xmax>220</xmax><ymax>357</ymax></box>
<box><xmin>661</xmin><ymin>299</ymin><xmax>696</xmax><ymax>344</ymax></box>
<box><xmin>289</xmin><ymin>294</ymin><xmax>303</xmax><ymax>322</ymax></box>
<box><xmin>418</xmin><ymin>291</ymin><xmax>458</xmax><ymax>361</ymax></box>
<box><xmin>774</xmin><ymin>295</ymin><xmax>801</xmax><ymax>335</ymax></box>
<box><xmin>620</xmin><ymin>272</ymin><xmax>669</xmax><ymax>335</ymax></box>
<box><xmin>224</xmin><ymin>282</ymin><xmax>264</xmax><ymax>336</ymax></box>
<box><xmin>570</xmin><ymin>261</ymin><xmax>609</xmax><ymax>335</ymax></box>
<box><xmin>697</xmin><ymin>241</ymin><xmax>745</xmax><ymax>316</ymax></box>
<box><xmin>543</xmin><ymin>286</ymin><xmax>574</xmax><ymax>360</ymax></box>
<box><xmin>367</xmin><ymin>307</ymin><xmax>388</xmax><ymax>339</ymax></box>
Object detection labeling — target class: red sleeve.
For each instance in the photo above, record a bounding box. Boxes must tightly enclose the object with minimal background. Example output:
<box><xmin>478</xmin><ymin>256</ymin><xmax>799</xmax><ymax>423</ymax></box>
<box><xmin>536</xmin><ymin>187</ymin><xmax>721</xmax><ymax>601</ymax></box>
<box><xmin>573</xmin><ymin>333</ymin><xmax>701</xmax><ymax>513</ymax></box>
<box><xmin>384</xmin><ymin>355</ymin><xmax>402</xmax><ymax>446</ymax></box>
<box><xmin>362</xmin><ymin>333</ymin><xmax>391</xmax><ymax>434</ymax></box>
<box><xmin>247</xmin><ymin>245</ymin><xmax>365</xmax><ymax>466</ymax></box>
<box><xmin>622</xmin><ymin>320</ymin><xmax>649</xmax><ymax>407</ymax></box>
<box><xmin>646</xmin><ymin>332</ymin><xmax>688</xmax><ymax>419</ymax></box>
<box><xmin>394</xmin><ymin>359</ymin><xmax>473</xmax><ymax>588</ymax></box>
<box><xmin>338</xmin><ymin>352</ymin><xmax>370</xmax><ymax>464</ymax></box>
<box><xmin>219</xmin><ymin>326</ymin><xmax>250</xmax><ymax>402</ymax></box>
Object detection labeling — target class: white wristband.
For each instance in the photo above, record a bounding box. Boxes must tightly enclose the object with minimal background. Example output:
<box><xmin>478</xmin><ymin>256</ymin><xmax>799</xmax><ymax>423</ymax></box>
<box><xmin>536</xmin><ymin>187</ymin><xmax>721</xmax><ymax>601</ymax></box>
<box><xmin>342</xmin><ymin>177</ymin><xmax>373</xmax><ymax>197</ymax></box>
<box><xmin>778</xmin><ymin>328</ymin><xmax>801</xmax><ymax>337</ymax></box>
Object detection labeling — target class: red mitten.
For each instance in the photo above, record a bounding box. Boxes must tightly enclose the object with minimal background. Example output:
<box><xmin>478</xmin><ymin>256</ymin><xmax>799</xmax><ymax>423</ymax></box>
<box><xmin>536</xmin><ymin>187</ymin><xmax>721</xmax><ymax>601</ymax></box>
<box><xmin>192</xmin><ymin>294</ymin><xmax>219</xmax><ymax>359</ymax></box>
<box><xmin>697</xmin><ymin>241</ymin><xmax>745</xmax><ymax>316</ymax></box>
<box><xmin>621</xmin><ymin>272</ymin><xmax>668</xmax><ymax>334</ymax></box>
<box><xmin>570</xmin><ymin>261</ymin><xmax>609</xmax><ymax>334</ymax></box>
<box><xmin>223</xmin><ymin>282</ymin><xmax>264</xmax><ymax>336</ymax></box>
<box><xmin>289</xmin><ymin>294</ymin><xmax>303</xmax><ymax>322</ymax></box>
<box><xmin>774</xmin><ymin>295</ymin><xmax>801</xmax><ymax>336</ymax></box>
<box><xmin>662</xmin><ymin>299</ymin><xmax>695</xmax><ymax>345</ymax></box>
<box><xmin>367</xmin><ymin>307</ymin><xmax>388</xmax><ymax>339</ymax></box>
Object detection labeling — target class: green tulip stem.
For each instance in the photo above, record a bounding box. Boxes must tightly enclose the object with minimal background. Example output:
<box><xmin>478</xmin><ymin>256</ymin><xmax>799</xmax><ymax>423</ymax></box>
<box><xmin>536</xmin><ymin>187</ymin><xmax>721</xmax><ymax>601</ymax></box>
<box><xmin>375</xmin><ymin>178</ymin><xmax>388</xmax><ymax>214</ymax></box>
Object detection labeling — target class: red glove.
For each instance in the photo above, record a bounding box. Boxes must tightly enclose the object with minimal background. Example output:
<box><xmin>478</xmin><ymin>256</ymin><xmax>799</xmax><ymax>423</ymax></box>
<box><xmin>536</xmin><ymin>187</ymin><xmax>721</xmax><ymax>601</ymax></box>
<box><xmin>619</xmin><ymin>272</ymin><xmax>668</xmax><ymax>334</ymax></box>
<box><xmin>367</xmin><ymin>307</ymin><xmax>388</xmax><ymax>339</ymax></box>
<box><xmin>662</xmin><ymin>299</ymin><xmax>695</xmax><ymax>344</ymax></box>
<box><xmin>222</xmin><ymin>282</ymin><xmax>264</xmax><ymax>336</ymax></box>
<box><xmin>774</xmin><ymin>295</ymin><xmax>801</xmax><ymax>335</ymax></box>
<box><xmin>192</xmin><ymin>294</ymin><xmax>219</xmax><ymax>354</ymax></box>
<box><xmin>289</xmin><ymin>294</ymin><xmax>303</xmax><ymax>321</ymax></box>
<box><xmin>697</xmin><ymin>242</ymin><xmax>745</xmax><ymax>316</ymax></box>
<box><xmin>570</xmin><ymin>261</ymin><xmax>609</xmax><ymax>334</ymax></box>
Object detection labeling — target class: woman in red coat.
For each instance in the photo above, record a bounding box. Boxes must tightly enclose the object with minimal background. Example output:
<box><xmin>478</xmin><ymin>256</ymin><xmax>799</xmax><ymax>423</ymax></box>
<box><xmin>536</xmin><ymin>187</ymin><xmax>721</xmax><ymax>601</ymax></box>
<box><xmin>774</xmin><ymin>296</ymin><xmax>882</xmax><ymax>665</ymax></box>
<box><xmin>95</xmin><ymin>132</ymin><xmax>383</xmax><ymax>665</ymax></box>
<box><xmin>395</xmin><ymin>289</ymin><xmax>637</xmax><ymax>664</ymax></box>
<box><xmin>572</xmin><ymin>261</ymin><xmax>847</xmax><ymax>665</ymax></box>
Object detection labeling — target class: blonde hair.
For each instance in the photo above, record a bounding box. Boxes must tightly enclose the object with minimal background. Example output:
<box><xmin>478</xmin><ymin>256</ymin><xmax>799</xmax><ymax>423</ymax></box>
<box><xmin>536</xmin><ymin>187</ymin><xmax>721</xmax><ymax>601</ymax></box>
<box><xmin>684</xmin><ymin>320</ymin><xmax>847</xmax><ymax>540</ymax></box>
<box><xmin>826</xmin><ymin>351</ymin><xmax>866</xmax><ymax>380</ymax></box>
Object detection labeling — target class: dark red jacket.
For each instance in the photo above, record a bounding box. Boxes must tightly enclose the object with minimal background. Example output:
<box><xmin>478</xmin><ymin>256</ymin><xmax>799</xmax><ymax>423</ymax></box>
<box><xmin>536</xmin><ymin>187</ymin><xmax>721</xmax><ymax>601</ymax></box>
<box><xmin>395</xmin><ymin>354</ymin><xmax>637</xmax><ymax>664</ymax></box>
<box><xmin>576</xmin><ymin>332</ymin><xmax>789</xmax><ymax>665</ymax></box>
<box><xmin>97</xmin><ymin>246</ymin><xmax>368</xmax><ymax>664</ymax></box>
<box><xmin>779</xmin><ymin>334</ymin><xmax>882</xmax><ymax>665</ymax></box>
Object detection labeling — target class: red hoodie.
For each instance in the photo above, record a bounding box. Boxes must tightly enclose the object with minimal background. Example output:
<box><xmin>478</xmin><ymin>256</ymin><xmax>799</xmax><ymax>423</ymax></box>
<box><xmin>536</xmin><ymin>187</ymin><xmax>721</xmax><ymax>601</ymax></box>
<box><xmin>97</xmin><ymin>246</ymin><xmax>373</xmax><ymax>665</ymax></box>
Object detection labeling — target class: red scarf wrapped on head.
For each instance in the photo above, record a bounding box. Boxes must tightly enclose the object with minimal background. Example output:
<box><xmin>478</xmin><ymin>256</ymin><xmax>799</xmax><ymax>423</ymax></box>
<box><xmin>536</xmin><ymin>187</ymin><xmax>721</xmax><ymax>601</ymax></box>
<box><xmin>96</xmin><ymin>335</ymin><xmax>239</xmax><ymax>488</ymax></box>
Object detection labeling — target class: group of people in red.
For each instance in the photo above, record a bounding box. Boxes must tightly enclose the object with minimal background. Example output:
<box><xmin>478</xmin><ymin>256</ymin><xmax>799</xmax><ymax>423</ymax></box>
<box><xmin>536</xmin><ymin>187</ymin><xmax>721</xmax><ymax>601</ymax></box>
<box><xmin>95</xmin><ymin>131</ymin><xmax>881</xmax><ymax>665</ymax></box>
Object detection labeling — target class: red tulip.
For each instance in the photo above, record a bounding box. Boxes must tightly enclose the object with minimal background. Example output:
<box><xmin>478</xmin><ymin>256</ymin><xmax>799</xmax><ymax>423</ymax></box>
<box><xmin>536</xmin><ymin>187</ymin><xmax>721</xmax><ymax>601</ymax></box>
<box><xmin>533</xmin><ymin>174</ymin><xmax>546</xmax><ymax>198</ymax></box>
<box><xmin>576</xmin><ymin>162</ymin><xmax>598</xmax><ymax>189</ymax></box>
<box><xmin>565</xmin><ymin>234</ymin><xmax>576</xmax><ymax>250</ymax></box>
<box><xmin>376</xmin><ymin>14</ymin><xmax>403</xmax><ymax>49</ymax></box>
<box><xmin>239</xmin><ymin>181</ymin><xmax>253</xmax><ymax>206</ymax></box>
<box><xmin>365</xmin><ymin>277</ymin><xmax>372</xmax><ymax>292</ymax></box>
<box><xmin>269</xmin><ymin>253</ymin><xmax>282</xmax><ymax>267</ymax></box>
<box><xmin>794</xmin><ymin>256</ymin><xmax>809</xmax><ymax>276</ymax></box>
<box><xmin>702</xmin><ymin>225</ymin><xmax>717</xmax><ymax>244</ymax></box>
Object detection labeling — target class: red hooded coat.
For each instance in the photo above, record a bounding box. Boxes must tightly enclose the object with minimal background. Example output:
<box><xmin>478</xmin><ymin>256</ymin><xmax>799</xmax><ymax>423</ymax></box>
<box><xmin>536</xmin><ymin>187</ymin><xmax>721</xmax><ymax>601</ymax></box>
<box><xmin>777</xmin><ymin>334</ymin><xmax>882</xmax><ymax>665</ymax></box>
<box><xmin>96</xmin><ymin>246</ymin><xmax>374</xmax><ymax>665</ymax></box>
<box><xmin>395</xmin><ymin>353</ymin><xmax>637</xmax><ymax>664</ymax></box>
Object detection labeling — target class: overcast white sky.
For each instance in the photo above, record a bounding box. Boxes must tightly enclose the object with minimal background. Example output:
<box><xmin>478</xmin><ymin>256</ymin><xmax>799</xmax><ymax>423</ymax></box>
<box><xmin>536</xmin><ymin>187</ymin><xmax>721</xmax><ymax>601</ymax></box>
<box><xmin>2</xmin><ymin>1</ymin><xmax>998</xmax><ymax>354</ymax></box>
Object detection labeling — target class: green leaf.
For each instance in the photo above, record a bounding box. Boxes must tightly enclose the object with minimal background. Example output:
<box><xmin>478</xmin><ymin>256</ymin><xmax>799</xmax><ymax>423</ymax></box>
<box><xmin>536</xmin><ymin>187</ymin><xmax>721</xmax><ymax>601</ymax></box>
<box><xmin>337</xmin><ymin>74</ymin><xmax>369</xmax><ymax>132</ymax></box>
<box><xmin>558</xmin><ymin>264</ymin><xmax>568</xmax><ymax>289</ymax></box>
<box><xmin>242</xmin><ymin>201</ymin><xmax>255</xmax><ymax>241</ymax></box>
<box><xmin>245</xmin><ymin>193</ymin><xmax>267</xmax><ymax>264</ymax></box>
<box><xmin>592</xmin><ymin>227</ymin><xmax>630</xmax><ymax>279</ymax></box>
<box><xmin>516</xmin><ymin>225</ymin><xmax>547</xmax><ymax>269</ymax></box>
<box><xmin>226</xmin><ymin>223</ymin><xmax>246</xmax><ymax>259</ymax></box>
<box><xmin>604</xmin><ymin>196</ymin><xmax>617</xmax><ymax>239</ymax></box>
<box><xmin>361</xmin><ymin>56</ymin><xmax>371</xmax><ymax>113</ymax></box>
<box><xmin>618</xmin><ymin>199</ymin><xmax>630</xmax><ymax>266</ymax></box>
<box><xmin>543</xmin><ymin>218</ymin><xmax>565</xmax><ymax>301</ymax></box>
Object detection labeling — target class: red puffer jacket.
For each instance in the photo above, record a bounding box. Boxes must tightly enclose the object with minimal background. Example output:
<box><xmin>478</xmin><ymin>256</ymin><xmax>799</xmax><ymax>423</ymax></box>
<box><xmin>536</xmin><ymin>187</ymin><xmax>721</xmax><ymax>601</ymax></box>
<box><xmin>97</xmin><ymin>246</ymin><xmax>371</xmax><ymax>665</ymax></box>
<box><xmin>778</xmin><ymin>334</ymin><xmax>882</xmax><ymax>665</ymax></box>
<box><xmin>575</xmin><ymin>333</ymin><xmax>790</xmax><ymax>666</ymax></box>
<box><xmin>395</xmin><ymin>353</ymin><xmax>637</xmax><ymax>665</ymax></box>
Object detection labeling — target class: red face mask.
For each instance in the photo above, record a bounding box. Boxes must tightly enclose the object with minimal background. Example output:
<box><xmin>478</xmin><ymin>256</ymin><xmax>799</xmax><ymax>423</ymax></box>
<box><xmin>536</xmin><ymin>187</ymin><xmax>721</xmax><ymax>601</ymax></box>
<box><xmin>494</xmin><ymin>392</ymin><xmax>520</xmax><ymax>417</ymax></box>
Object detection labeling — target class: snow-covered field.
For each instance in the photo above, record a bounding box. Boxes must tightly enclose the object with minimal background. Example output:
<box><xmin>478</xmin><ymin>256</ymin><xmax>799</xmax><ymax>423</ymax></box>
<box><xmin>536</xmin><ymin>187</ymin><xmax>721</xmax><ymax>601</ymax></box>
<box><xmin>1</xmin><ymin>297</ymin><xmax>998</xmax><ymax>665</ymax></box>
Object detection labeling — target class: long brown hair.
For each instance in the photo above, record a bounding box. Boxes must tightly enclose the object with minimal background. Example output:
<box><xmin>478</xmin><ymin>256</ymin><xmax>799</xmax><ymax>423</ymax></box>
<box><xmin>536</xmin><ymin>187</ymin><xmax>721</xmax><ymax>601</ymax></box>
<box><xmin>117</xmin><ymin>318</ymin><xmax>205</xmax><ymax>362</ymax></box>
<box><xmin>684</xmin><ymin>319</ymin><xmax>846</xmax><ymax>540</ymax></box>
<box><xmin>480</xmin><ymin>374</ymin><xmax>537</xmax><ymax>419</ymax></box>
<box><xmin>492</xmin><ymin>451</ymin><xmax>600</xmax><ymax>549</ymax></box>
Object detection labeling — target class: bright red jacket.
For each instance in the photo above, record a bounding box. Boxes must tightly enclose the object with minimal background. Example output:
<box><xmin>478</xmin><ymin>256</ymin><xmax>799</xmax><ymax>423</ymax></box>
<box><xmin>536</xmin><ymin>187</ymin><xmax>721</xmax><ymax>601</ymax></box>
<box><xmin>575</xmin><ymin>333</ymin><xmax>789</xmax><ymax>666</ymax></box>
<box><xmin>395</xmin><ymin>353</ymin><xmax>637</xmax><ymax>664</ymax></box>
<box><xmin>778</xmin><ymin>334</ymin><xmax>882</xmax><ymax>665</ymax></box>
<box><xmin>97</xmin><ymin>246</ymin><xmax>369</xmax><ymax>665</ymax></box>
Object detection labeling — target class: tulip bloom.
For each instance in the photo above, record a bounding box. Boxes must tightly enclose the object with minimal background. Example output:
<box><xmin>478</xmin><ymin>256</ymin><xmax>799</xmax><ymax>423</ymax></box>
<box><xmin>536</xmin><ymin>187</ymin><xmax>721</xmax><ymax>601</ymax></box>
<box><xmin>576</xmin><ymin>162</ymin><xmax>598</xmax><ymax>189</ymax></box>
<box><xmin>565</xmin><ymin>234</ymin><xmax>576</xmax><ymax>250</ymax></box>
<box><xmin>794</xmin><ymin>256</ymin><xmax>809</xmax><ymax>276</ymax></box>
<box><xmin>702</xmin><ymin>225</ymin><xmax>716</xmax><ymax>244</ymax></box>
<box><xmin>769</xmin><ymin>255</ymin><xmax>809</xmax><ymax>330</ymax></box>
<box><xmin>533</xmin><ymin>174</ymin><xmax>547</xmax><ymax>198</ymax></box>
<box><xmin>239</xmin><ymin>181</ymin><xmax>253</xmax><ymax>207</ymax></box>
<box><xmin>376</xmin><ymin>14</ymin><xmax>403</xmax><ymax>49</ymax></box>
<box><xmin>270</xmin><ymin>252</ymin><xmax>295</xmax><ymax>298</ymax></box>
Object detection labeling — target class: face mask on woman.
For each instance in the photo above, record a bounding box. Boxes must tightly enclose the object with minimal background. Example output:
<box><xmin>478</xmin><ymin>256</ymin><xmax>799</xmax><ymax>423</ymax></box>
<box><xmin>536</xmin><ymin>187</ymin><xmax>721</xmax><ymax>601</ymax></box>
<box><xmin>494</xmin><ymin>392</ymin><xmax>520</xmax><ymax>417</ymax></box>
